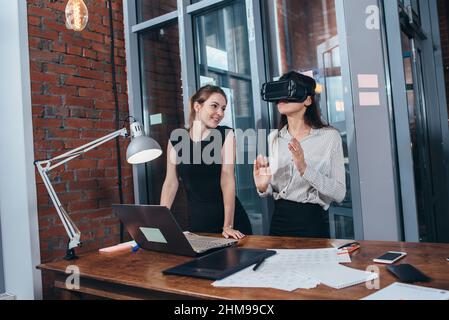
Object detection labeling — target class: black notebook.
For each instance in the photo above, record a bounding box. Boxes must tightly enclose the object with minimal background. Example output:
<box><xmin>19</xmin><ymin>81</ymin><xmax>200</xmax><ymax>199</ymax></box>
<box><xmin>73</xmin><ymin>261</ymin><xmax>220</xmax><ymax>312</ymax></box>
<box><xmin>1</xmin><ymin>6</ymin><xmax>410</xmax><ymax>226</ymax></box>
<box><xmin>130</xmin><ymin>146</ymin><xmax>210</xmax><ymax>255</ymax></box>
<box><xmin>386</xmin><ymin>264</ymin><xmax>431</xmax><ymax>283</ymax></box>
<box><xmin>163</xmin><ymin>247</ymin><xmax>277</xmax><ymax>280</ymax></box>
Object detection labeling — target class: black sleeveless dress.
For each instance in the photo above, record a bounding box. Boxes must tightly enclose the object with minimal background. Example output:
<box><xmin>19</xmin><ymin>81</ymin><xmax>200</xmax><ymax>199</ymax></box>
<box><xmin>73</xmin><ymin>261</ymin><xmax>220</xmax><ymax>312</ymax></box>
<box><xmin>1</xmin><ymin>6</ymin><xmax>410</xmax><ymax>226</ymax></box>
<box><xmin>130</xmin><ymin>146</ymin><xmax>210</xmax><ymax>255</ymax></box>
<box><xmin>170</xmin><ymin>126</ymin><xmax>252</xmax><ymax>235</ymax></box>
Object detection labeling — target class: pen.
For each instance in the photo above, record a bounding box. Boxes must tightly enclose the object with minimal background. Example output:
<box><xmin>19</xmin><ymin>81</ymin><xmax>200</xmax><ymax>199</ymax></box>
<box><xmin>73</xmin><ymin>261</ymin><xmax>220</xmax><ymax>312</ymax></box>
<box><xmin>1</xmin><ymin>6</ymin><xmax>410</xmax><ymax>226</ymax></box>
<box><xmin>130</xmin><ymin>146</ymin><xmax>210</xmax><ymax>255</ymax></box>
<box><xmin>132</xmin><ymin>244</ymin><xmax>140</xmax><ymax>252</ymax></box>
<box><xmin>253</xmin><ymin>256</ymin><xmax>267</xmax><ymax>271</ymax></box>
<box><xmin>338</xmin><ymin>242</ymin><xmax>360</xmax><ymax>250</ymax></box>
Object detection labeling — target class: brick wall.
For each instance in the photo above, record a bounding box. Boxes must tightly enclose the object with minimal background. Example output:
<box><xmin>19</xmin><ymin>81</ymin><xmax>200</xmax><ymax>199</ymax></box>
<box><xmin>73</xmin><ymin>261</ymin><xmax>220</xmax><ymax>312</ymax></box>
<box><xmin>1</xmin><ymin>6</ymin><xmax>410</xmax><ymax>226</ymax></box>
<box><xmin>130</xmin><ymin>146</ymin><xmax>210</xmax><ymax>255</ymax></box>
<box><xmin>27</xmin><ymin>0</ymin><xmax>132</xmax><ymax>298</ymax></box>
<box><xmin>437</xmin><ymin>0</ymin><xmax>449</xmax><ymax>119</ymax></box>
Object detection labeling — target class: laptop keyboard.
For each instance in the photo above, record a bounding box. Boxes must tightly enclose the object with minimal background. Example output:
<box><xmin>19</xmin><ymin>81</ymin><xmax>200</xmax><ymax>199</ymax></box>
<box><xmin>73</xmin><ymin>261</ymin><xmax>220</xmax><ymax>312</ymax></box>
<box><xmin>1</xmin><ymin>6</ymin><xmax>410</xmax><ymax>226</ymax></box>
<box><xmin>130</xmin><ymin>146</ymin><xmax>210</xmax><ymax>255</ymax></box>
<box><xmin>184</xmin><ymin>233</ymin><xmax>237</xmax><ymax>253</ymax></box>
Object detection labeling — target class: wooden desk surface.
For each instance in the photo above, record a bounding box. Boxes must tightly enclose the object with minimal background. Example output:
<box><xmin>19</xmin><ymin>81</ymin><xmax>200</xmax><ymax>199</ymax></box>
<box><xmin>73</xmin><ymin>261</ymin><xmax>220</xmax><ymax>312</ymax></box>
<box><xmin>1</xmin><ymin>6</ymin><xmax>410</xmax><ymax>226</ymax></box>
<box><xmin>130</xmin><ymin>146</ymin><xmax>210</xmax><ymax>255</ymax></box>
<box><xmin>38</xmin><ymin>236</ymin><xmax>449</xmax><ymax>300</ymax></box>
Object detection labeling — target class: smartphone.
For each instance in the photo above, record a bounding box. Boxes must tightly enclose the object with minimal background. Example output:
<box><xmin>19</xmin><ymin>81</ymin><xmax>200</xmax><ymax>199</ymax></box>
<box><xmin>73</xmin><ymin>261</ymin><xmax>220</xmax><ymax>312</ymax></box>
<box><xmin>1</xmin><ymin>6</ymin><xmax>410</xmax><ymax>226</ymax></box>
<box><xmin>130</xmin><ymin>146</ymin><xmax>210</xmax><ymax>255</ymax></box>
<box><xmin>373</xmin><ymin>251</ymin><xmax>407</xmax><ymax>264</ymax></box>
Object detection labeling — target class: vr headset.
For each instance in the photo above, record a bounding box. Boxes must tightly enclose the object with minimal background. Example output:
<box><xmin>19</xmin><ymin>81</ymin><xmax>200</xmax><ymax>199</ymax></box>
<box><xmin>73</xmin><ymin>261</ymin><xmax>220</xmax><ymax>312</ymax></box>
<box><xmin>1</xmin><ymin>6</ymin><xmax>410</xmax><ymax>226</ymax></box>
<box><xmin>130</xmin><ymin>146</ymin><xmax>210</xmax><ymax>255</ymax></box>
<box><xmin>261</xmin><ymin>79</ymin><xmax>314</xmax><ymax>103</ymax></box>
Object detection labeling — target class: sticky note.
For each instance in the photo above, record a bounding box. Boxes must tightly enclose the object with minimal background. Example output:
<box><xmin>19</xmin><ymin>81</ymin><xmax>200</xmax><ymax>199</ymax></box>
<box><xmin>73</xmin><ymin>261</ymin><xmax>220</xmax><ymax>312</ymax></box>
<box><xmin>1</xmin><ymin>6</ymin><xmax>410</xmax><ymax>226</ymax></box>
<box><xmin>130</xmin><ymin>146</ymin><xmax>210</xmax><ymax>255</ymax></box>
<box><xmin>359</xmin><ymin>92</ymin><xmax>380</xmax><ymax>106</ymax></box>
<box><xmin>358</xmin><ymin>74</ymin><xmax>379</xmax><ymax>88</ymax></box>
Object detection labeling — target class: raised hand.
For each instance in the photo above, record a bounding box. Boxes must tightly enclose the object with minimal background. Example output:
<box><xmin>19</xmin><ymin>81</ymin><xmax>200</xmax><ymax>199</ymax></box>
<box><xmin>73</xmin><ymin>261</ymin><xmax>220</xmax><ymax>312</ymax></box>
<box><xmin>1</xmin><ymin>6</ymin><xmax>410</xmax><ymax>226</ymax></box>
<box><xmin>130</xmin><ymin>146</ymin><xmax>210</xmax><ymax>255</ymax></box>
<box><xmin>253</xmin><ymin>155</ymin><xmax>272</xmax><ymax>193</ymax></box>
<box><xmin>288</xmin><ymin>138</ymin><xmax>307</xmax><ymax>175</ymax></box>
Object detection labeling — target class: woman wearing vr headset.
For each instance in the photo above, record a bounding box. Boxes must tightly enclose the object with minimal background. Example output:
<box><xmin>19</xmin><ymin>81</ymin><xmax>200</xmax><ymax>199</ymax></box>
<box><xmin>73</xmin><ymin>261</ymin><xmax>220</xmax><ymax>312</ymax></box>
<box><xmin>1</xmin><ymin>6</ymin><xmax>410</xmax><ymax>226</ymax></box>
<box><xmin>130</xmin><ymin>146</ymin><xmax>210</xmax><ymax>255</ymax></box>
<box><xmin>254</xmin><ymin>71</ymin><xmax>346</xmax><ymax>238</ymax></box>
<box><xmin>160</xmin><ymin>85</ymin><xmax>252</xmax><ymax>240</ymax></box>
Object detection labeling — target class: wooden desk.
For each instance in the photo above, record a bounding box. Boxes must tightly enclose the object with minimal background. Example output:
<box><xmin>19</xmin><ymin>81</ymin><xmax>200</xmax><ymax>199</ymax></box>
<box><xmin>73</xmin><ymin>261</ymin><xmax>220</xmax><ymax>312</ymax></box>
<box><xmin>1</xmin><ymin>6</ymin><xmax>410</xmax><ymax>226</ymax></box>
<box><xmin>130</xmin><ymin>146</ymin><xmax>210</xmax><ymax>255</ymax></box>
<box><xmin>37</xmin><ymin>236</ymin><xmax>449</xmax><ymax>300</ymax></box>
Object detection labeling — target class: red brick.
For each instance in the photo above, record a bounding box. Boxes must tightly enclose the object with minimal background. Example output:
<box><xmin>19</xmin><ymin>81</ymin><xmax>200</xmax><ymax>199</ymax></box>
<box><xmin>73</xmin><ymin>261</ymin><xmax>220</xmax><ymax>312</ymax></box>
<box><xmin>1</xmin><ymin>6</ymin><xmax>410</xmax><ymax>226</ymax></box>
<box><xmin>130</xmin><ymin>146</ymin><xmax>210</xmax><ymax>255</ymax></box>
<box><xmin>64</xmin><ymin>76</ymin><xmax>93</xmax><ymax>88</ymax></box>
<box><xmin>47</xmin><ymin>85</ymin><xmax>77</xmax><ymax>96</ymax></box>
<box><xmin>31</xmin><ymin>82</ymin><xmax>43</xmax><ymax>93</ymax></box>
<box><xmin>28</xmin><ymin>26</ymin><xmax>59</xmax><ymax>41</ymax></box>
<box><xmin>82</xmin><ymin>48</ymin><xmax>97</xmax><ymax>59</ymax></box>
<box><xmin>79</xmin><ymin>87</ymin><xmax>105</xmax><ymax>98</ymax></box>
<box><xmin>32</xmin><ymin>95</ymin><xmax>62</xmax><ymax>106</ymax></box>
<box><xmin>65</xmin><ymin>96</ymin><xmax>94</xmax><ymax>108</ymax></box>
<box><xmin>78</xmin><ymin>68</ymin><xmax>105</xmax><ymax>81</ymax></box>
<box><xmin>27</xmin><ymin>6</ymin><xmax>55</xmax><ymax>19</ymax></box>
<box><xmin>39</xmin><ymin>225</ymin><xmax>68</xmax><ymax>239</ymax></box>
<box><xmin>94</xmin><ymin>121</ymin><xmax>115</xmax><ymax>130</ymax></box>
<box><xmin>95</xmin><ymin>101</ymin><xmax>114</xmax><ymax>110</ymax></box>
<box><xmin>69</xmin><ymin>179</ymin><xmax>98</xmax><ymax>191</ymax></box>
<box><xmin>91</xmin><ymin>42</ymin><xmax>110</xmax><ymax>54</ymax></box>
<box><xmin>29</xmin><ymin>50</ymin><xmax>61</xmax><ymax>63</ymax></box>
<box><xmin>28</xmin><ymin>38</ymin><xmax>42</xmax><ymax>50</ymax></box>
<box><xmin>46</xmin><ymin>1</ymin><xmax>66</xmax><ymax>12</ymax></box>
<box><xmin>46</xmin><ymin>63</ymin><xmax>77</xmax><ymax>76</ymax></box>
<box><xmin>51</xmin><ymin>42</ymin><xmax>66</xmax><ymax>53</ymax></box>
<box><xmin>67</xmin><ymin>45</ymin><xmax>83</xmax><ymax>55</ymax></box>
<box><xmin>63</xmin><ymin>56</ymin><xmax>91</xmax><ymax>68</ymax></box>
<box><xmin>64</xmin><ymin>140</ymin><xmax>90</xmax><ymax>149</ymax></box>
<box><xmin>33</xmin><ymin>118</ymin><xmax>62</xmax><ymax>128</ymax></box>
<box><xmin>47</xmin><ymin>129</ymin><xmax>79</xmax><ymax>139</ymax></box>
<box><xmin>89</xmin><ymin>23</ymin><xmax>109</xmax><ymax>34</ymax></box>
<box><xmin>93</xmin><ymin>81</ymin><xmax>112</xmax><ymax>90</ymax></box>
<box><xmin>64</xmin><ymin>118</ymin><xmax>95</xmax><ymax>129</ymax></box>
<box><xmin>44</xmin><ymin>19</ymin><xmax>66</xmax><ymax>33</ymax></box>
<box><xmin>30</xmin><ymin>71</ymin><xmax>58</xmax><ymax>83</ymax></box>
<box><xmin>81</xmin><ymin>31</ymin><xmax>105</xmax><ymax>43</ymax></box>
<box><xmin>28</xmin><ymin>16</ymin><xmax>41</xmax><ymax>27</ymax></box>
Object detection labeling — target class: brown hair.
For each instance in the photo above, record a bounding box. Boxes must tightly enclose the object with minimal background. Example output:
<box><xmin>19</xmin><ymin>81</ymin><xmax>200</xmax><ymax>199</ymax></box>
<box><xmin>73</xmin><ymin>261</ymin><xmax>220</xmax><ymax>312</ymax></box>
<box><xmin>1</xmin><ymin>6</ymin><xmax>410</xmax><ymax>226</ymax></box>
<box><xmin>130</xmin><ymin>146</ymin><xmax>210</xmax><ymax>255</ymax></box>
<box><xmin>188</xmin><ymin>85</ymin><xmax>228</xmax><ymax>129</ymax></box>
<box><xmin>278</xmin><ymin>71</ymin><xmax>329</xmax><ymax>130</ymax></box>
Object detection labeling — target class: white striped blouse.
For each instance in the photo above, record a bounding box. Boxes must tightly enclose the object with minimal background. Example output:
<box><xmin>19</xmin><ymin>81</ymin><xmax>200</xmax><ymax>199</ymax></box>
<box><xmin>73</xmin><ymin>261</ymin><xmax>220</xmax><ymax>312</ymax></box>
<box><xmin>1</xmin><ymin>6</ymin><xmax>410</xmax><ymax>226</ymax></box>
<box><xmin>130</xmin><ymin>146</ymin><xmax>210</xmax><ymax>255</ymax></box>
<box><xmin>258</xmin><ymin>125</ymin><xmax>346</xmax><ymax>210</ymax></box>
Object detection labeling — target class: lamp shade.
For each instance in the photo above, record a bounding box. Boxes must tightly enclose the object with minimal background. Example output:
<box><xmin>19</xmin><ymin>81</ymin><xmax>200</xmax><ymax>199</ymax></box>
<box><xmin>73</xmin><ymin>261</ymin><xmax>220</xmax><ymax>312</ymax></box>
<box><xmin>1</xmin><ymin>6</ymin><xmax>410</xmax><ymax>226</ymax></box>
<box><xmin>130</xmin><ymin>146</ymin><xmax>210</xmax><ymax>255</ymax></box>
<box><xmin>126</xmin><ymin>122</ymin><xmax>162</xmax><ymax>164</ymax></box>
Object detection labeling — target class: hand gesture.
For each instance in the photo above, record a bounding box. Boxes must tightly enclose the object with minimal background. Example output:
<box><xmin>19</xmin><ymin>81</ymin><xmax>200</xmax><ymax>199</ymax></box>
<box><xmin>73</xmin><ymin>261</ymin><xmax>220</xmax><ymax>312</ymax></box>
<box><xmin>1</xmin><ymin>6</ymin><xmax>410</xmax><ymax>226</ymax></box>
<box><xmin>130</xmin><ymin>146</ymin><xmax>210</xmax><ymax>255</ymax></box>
<box><xmin>288</xmin><ymin>138</ymin><xmax>307</xmax><ymax>175</ymax></box>
<box><xmin>253</xmin><ymin>155</ymin><xmax>272</xmax><ymax>193</ymax></box>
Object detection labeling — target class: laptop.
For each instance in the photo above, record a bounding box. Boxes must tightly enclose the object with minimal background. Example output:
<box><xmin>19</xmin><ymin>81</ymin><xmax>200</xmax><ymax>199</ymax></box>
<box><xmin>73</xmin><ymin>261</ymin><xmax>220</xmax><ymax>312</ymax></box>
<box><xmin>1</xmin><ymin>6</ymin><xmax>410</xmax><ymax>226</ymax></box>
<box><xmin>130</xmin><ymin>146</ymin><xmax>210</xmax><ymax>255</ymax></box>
<box><xmin>112</xmin><ymin>204</ymin><xmax>238</xmax><ymax>257</ymax></box>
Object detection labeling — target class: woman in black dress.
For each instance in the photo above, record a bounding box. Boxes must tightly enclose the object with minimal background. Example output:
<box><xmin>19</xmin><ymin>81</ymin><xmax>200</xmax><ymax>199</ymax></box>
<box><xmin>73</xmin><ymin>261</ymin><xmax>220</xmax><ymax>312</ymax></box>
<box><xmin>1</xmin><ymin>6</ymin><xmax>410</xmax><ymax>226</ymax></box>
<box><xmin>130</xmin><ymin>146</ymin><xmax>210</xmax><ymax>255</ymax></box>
<box><xmin>160</xmin><ymin>85</ymin><xmax>252</xmax><ymax>239</ymax></box>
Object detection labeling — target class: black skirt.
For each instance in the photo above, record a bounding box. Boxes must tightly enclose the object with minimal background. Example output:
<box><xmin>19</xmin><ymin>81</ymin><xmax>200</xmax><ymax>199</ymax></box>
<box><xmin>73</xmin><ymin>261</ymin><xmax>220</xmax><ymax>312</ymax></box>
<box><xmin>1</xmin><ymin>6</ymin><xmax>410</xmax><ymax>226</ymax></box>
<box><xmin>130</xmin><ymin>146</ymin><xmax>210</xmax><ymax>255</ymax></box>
<box><xmin>188</xmin><ymin>197</ymin><xmax>253</xmax><ymax>235</ymax></box>
<box><xmin>270</xmin><ymin>200</ymin><xmax>330</xmax><ymax>238</ymax></box>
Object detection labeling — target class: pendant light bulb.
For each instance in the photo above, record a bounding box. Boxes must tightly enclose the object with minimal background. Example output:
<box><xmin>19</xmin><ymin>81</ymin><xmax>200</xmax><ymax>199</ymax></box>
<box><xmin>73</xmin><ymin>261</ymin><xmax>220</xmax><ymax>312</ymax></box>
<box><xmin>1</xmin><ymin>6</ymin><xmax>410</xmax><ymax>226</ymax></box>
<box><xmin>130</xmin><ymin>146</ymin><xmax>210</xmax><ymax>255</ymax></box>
<box><xmin>65</xmin><ymin>0</ymin><xmax>88</xmax><ymax>32</ymax></box>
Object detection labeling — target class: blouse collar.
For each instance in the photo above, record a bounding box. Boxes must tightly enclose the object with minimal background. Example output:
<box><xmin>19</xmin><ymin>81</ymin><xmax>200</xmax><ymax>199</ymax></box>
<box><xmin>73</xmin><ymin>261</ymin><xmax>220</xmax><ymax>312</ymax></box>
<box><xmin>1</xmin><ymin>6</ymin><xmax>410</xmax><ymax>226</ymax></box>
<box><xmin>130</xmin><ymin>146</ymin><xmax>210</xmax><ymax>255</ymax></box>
<box><xmin>278</xmin><ymin>125</ymin><xmax>319</xmax><ymax>139</ymax></box>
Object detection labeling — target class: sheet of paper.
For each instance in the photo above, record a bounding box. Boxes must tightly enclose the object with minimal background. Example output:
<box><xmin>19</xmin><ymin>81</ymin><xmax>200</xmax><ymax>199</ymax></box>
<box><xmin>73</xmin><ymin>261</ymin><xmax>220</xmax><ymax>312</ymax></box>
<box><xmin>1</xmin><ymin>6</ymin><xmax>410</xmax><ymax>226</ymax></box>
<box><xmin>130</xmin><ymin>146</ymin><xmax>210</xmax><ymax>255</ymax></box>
<box><xmin>212</xmin><ymin>252</ymin><xmax>320</xmax><ymax>291</ymax></box>
<box><xmin>362</xmin><ymin>282</ymin><xmax>449</xmax><ymax>300</ymax></box>
<box><xmin>272</xmin><ymin>248</ymin><xmax>340</xmax><ymax>266</ymax></box>
<box><xmin>337</xmin><ymin>250</ymin><xmax>352</xmax><ymax>263</ymax></box>
<box><xmin>213</xmin><ymin>248</ymin><xmax>347</xmax><ymax>291</ymax></box>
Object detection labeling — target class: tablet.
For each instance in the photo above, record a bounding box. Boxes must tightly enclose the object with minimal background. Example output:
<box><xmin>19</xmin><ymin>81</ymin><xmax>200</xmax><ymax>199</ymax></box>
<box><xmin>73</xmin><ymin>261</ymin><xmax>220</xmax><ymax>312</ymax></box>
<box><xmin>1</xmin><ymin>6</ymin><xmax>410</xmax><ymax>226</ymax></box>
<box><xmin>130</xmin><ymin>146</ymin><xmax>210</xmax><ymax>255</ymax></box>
<box><xmin>163</xmin><ymin>247</ymin><xmax>277</xmax><ymax>280</ymax></box>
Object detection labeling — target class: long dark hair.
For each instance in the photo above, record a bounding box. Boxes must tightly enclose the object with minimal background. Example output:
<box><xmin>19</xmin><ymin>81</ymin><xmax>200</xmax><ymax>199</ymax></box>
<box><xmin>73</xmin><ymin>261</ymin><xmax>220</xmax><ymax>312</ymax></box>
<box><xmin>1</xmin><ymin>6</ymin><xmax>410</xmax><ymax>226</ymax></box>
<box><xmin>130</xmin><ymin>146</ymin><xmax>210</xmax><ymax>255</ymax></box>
<box><xmin>278</xmin><ymin>71</ymin><xmax>329</xmax><ymax>130</ymax></box>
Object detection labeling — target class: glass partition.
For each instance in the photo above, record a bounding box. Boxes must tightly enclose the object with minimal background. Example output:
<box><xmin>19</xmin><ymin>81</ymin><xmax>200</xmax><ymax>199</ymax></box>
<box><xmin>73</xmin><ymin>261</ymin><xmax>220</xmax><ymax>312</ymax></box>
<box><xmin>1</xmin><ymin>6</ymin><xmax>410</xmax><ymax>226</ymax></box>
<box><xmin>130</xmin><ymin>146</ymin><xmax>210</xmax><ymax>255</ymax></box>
<box><xmin>138</xmin><ymin>23</ymin><xmax>188</xmax><ymax>228</ymax></box>
<box><xmin>192</xmin><ymin>0</ymin><xmax>264</xmax><ymax>234</ymax></box>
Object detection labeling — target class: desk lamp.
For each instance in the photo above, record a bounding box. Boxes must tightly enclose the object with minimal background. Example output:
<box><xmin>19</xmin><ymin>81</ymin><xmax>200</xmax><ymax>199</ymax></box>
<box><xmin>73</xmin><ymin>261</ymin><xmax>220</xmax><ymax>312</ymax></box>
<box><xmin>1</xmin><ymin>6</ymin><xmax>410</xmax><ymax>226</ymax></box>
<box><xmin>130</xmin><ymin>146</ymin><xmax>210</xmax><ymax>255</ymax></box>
<box><xmin>35</xmin><ymin>118</ymin><xmax>162</xmax><ymax>260</ymax></box>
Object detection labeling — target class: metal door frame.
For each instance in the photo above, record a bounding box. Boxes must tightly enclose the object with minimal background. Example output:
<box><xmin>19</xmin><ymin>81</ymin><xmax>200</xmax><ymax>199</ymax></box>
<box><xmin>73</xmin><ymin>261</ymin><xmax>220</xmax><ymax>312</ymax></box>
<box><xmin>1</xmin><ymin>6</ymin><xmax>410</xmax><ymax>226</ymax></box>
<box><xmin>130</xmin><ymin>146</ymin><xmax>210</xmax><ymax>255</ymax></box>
<box><xmin>316</xmin><ymin>33</ymin><xmax>360</xmax><ymax>239</ymax></box>
<box><xmin>383</xmin><ymin>0</ymin><xmax>449</xmax><ymax>242</ymax></box>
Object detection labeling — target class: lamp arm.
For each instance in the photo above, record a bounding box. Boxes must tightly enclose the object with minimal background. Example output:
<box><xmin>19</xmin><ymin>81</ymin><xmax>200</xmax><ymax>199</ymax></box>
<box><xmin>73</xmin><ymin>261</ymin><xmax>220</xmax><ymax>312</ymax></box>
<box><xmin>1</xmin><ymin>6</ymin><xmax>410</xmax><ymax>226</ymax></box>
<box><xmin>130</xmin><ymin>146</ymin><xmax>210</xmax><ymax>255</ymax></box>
<box><xmin>34</xmin><ymin>127</ymin><xmax>128</xmax><ymax>252</ymax></box>
<box><xmin>36</xmin><ymin>162</ymin><xmax>81</xmax><ymax>249</ymax></box>
<box><xmin>42</xmin><ymin>128</ymin><xmax>128</xmax><ymax>171</ymax></box>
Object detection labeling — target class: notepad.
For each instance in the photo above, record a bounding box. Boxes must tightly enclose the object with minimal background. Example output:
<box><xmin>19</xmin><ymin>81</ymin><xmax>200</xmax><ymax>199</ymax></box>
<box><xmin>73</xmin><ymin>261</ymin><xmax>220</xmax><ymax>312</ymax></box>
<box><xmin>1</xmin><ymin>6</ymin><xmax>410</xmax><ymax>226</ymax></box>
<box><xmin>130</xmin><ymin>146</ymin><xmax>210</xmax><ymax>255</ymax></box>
<box><xmin>99</xmin><ymin>241</ymin><xmax>136</xmax><ymax>253</ymax></box>
<box><xmin>362</xmin><ymin>282</ymin><xmax>449</xmax><ymax>300</ymax></box>
<box><xmin>300</xmin><ymin>263</ymin><xmax>378</xmax><ymax>289</ymax></box>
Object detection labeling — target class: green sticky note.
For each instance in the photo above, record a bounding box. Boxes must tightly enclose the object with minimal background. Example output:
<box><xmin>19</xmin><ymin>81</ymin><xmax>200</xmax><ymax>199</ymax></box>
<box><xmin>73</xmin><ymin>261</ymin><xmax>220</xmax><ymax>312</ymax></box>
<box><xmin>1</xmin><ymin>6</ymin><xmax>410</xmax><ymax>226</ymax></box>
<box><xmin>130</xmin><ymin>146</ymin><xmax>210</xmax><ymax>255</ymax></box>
<box><xmin>139</xmin><ymin>227</ymin><xmax>167</xmax><ymax>244</ymax></box>
<box><xmin>149</xmin><ymin>113</ymin><xmax>163</xmax><ymax>126</ymax></box>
